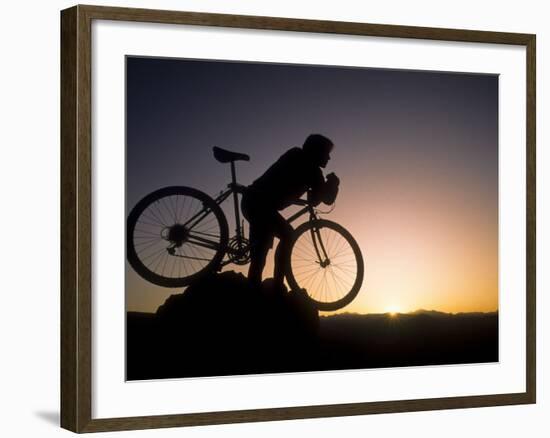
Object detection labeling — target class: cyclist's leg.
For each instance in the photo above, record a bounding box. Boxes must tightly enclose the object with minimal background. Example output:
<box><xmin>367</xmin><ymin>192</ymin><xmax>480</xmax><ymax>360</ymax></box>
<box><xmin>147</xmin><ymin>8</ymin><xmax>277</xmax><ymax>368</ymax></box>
<box><xmin>242</xmin><ymin>191</ymin><xmax>288</xmax><ymax>288</ymax></box>
<box><xmin>242</xmin><ymin>191</ymin><xmax>270</xmax><ymax>287</ymax></box>
<box><xmin>273</xmin><ymin>213</ymin><xmax>294</xmax><ymax>288</ymax></box>
<box><xmin>247</xmin><ymin>226</ymin><xmax>271</xmax><ymax>288</ymax></box>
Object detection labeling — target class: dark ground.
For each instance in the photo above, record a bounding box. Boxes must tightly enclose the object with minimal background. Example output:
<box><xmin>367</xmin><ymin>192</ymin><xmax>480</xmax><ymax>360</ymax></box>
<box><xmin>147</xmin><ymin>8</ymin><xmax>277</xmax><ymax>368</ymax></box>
<box><xmin>126</xmin><ymin>271</ymin><xmax>498</xmax><ymax>380</ymax></box>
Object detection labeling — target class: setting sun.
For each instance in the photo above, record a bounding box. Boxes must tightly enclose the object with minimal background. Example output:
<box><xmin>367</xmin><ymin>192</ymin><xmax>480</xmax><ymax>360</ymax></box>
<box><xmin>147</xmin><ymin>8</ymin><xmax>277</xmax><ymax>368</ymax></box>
<box><xmin>387</xmin><ymin>306</ymin><xmax>400</xmax><ymax>317</ymax></box>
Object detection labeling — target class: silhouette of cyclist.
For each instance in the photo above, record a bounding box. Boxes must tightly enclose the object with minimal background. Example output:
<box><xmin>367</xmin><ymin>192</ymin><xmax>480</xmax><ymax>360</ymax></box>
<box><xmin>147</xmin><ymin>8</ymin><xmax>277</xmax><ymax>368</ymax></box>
<box><xmin>241</xmin><ymin>134</ymin><xmax>340</xmax><ymax>290</ymax></box>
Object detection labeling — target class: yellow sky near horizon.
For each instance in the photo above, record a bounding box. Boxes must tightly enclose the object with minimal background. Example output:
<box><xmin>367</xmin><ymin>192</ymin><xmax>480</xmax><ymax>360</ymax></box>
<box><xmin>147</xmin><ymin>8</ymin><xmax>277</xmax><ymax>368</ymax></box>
<box><xmin>126</xmin><ymin>171</ymin><xmax>498</xmax><ymax>316</ymax></box>
<box><xmin>125</xmin><ymin>58</ymin><xmax>499</xmax><ymax>316</ymax></box>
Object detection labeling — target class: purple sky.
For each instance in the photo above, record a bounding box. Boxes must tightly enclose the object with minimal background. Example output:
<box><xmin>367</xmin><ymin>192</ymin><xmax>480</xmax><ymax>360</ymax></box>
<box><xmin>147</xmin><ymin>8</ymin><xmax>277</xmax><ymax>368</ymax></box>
<box><xmin>126</xmin><ymin>56</ymin><xmax>498</xmax><ymax>315</ymax></box>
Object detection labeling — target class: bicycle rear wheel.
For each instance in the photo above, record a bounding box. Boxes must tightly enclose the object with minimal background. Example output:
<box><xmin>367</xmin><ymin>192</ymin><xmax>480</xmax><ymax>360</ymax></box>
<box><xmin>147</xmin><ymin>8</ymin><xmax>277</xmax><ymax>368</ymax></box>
<box><xmin>286</xmin><ymin>219</ymin><xmax>364</xmax><ymax>311</ymax></box>
<box><xmin>127</xmin><ymin>186</ymin><xmax>229</xmax><ymax>288</ymax></box>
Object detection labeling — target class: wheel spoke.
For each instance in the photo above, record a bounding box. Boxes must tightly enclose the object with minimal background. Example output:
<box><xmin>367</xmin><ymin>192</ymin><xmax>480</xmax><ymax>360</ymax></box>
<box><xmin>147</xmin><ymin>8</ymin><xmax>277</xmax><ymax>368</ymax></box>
<box><xmin>289</xmin><ymin>221</ymin><xmax>361</xmax><ymax>309</ymax></box>
<box><xmin>128</xmin><ymin>188</ymin><xmax>227</xmax><ymax>286</ymax></box>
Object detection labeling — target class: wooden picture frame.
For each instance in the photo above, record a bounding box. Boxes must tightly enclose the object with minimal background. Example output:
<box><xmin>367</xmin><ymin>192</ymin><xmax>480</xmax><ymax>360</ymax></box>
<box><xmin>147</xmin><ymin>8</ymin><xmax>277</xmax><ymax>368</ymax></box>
<box><xmin>61</xmin><ymin>4</ymin><xmax>536</xmax><ymax>433</ymax></box>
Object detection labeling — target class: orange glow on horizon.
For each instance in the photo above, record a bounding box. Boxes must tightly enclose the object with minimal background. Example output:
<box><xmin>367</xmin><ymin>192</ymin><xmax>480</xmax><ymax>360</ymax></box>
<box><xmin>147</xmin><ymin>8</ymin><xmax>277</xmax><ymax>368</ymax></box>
<box><xmin>126</xmin><ymin>143</ymin><xmax>498</xmax><ymax>316</ymax></box>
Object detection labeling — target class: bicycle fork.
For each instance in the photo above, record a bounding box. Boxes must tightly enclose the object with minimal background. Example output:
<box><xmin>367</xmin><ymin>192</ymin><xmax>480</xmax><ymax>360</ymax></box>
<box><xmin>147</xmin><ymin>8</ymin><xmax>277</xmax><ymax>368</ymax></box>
<box><xmin>310</xmin><ymin>223</ymin><xmax>330</xmax><ymax>267</ymax></box>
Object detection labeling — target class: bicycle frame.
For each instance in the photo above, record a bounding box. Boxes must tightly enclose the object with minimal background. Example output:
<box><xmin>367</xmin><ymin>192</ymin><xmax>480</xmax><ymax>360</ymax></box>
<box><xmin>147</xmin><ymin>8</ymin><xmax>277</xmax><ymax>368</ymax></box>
<box><xmin>181</xmin><ymin>171</ymin><xmax>327</xmax><ymax>268</ymax></box>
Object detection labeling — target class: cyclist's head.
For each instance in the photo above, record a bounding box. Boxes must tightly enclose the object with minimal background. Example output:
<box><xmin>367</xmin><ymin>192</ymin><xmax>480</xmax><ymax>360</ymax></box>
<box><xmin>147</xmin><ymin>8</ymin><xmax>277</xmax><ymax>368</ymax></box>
<box><xmin>302</xmin><ymin>134</ymin><xmax>333</xmax><ymax>168</ymax></box>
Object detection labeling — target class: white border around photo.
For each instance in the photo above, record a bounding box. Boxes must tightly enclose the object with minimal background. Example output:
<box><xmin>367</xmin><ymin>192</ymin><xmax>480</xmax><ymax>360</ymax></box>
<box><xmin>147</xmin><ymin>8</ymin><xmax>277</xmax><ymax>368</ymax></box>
<box><xmin>91</xmin><ymin>19</ymin><xmax>526</xmax><ymax>419</ymax></box>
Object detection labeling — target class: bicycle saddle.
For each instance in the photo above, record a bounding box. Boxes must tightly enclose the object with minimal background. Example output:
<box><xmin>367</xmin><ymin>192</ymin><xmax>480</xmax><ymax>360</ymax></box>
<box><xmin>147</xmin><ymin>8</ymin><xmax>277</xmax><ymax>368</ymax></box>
<box><xmin>213</xmin><ymin>146</ymin><xmax>250</xmax><ymax>163</ymax></box>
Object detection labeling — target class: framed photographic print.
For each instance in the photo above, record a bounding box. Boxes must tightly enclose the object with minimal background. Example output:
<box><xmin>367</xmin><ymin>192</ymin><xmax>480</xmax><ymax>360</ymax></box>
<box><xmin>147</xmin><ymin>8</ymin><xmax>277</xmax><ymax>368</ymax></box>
<box><xmin>60</xmin><ymin>4</ymin><xmax>536</xmax><ymax>433</ymax></box>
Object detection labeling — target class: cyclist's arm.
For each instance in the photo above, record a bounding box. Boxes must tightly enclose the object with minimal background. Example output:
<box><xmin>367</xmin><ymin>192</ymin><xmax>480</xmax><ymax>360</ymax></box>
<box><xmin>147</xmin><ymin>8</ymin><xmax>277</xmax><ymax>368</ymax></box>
<box><xmin>307</xmin><ymin>169</ymin><xmax>325</xmax><ymax>206</ymax></box>
<box><xmin>308</xmin><ymin>170</ymin><xmax>339</xmax><ymax>206</ymax></box>
<box><xmin>307</xmin><ymin>170</ymin><xmax>327</xmax><ymax>206</ymax></box>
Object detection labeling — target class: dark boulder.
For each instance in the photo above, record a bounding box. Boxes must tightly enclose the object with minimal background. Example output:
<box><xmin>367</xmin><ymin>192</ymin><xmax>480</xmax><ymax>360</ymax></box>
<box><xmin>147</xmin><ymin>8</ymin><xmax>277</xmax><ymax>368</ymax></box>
<box><xmin>127</xmin><ymin>271</ymin><xmax>320</xmax><ymax>380</ymax></box>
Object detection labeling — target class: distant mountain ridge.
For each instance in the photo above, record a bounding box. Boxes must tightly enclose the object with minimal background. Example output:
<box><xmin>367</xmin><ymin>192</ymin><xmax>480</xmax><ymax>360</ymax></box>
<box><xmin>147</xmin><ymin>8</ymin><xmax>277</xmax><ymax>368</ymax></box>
<box><xmin>320</xmin><ymin>309</ymin><xmax>498</xmax><ymax>319</ymax></box>
<box><xmin>127</xmin><ymin>271</ymin><xmax>499</xmax><ymax>380</ymax></box>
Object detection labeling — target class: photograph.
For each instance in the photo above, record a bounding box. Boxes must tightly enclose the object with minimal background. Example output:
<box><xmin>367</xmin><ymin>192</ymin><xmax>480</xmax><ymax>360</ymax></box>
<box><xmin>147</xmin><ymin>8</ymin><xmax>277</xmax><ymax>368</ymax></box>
<box><xmin>125</xmin><ymin>56</ymin><xmax>499</xmax><ymax>381</ymax></box>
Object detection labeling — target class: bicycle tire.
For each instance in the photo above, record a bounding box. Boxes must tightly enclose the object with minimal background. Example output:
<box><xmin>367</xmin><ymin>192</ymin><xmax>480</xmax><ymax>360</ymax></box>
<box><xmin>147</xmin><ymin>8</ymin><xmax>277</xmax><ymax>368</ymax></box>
<box><xmin>286</xmin><ymin>219</ymin><xmax>364</xmax><ymax>311</ymax></box>
<box><xmin>127</xmin><ymin>186</ymin><xmax>229</xmax><ymax>287</ymax></box>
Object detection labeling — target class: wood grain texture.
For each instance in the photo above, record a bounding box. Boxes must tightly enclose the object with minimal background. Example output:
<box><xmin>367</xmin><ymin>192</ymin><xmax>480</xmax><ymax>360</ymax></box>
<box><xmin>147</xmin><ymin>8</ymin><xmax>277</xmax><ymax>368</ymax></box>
<box><xmin>80</xmin><ymin>393</ymin><xmax>533</xmax><ymax>433</ymax></box>
<box><xmin>61</xmin><ymin>5</ymin><xmax>93</xmax><ymax>432</ymax></box>
<box><xmin>60</xmin><ymin>4</ymin><xmax>537</xmax><ymax>433</ymax></box>
<box><xmin>78</xmin><ymin>4</ymin><xmax>533</xmax><ymax>44</ymax></box>
<box><xmin>60</xmin><ymin>5</ymin><xmax>78</xmax><ymax>432</ymax></box>
<box><xmin>76</xmin><ymin>4</ymin><xmax>93</xmax><ymax>432</ymax></box>
<box><xmin>525</xmin><ymin>35</ymin><xmax>536</xmax><ymax>403</ymax></box>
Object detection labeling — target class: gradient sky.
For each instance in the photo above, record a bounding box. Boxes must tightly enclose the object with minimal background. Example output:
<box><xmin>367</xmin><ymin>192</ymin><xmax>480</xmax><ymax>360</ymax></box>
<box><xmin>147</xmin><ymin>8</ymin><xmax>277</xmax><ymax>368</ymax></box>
<box><xmin>126</xmin><ymin>56</ymin><xmax>498</xmax><ymax>315</ymax></box>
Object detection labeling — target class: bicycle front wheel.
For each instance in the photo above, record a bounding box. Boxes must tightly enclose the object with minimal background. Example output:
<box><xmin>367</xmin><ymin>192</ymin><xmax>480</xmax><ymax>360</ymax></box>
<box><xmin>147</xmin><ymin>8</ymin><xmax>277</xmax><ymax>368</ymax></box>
<box><xmin>286</xmin><ymin>219</ymin><xmax>364</xmax><ymax>311</ymax></box>
<box><xmin>127</xmin><ymin>186</ymin><xmax>229</xmax><ymax>288</ymax></box>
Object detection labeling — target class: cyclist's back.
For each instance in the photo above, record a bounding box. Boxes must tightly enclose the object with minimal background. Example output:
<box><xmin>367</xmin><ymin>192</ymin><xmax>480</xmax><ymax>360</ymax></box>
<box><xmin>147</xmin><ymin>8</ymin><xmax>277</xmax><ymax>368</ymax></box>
<box><xmin>248</xmin><ymin>147</ymin><xmax>323</xmax><ymax>211</ymax></box>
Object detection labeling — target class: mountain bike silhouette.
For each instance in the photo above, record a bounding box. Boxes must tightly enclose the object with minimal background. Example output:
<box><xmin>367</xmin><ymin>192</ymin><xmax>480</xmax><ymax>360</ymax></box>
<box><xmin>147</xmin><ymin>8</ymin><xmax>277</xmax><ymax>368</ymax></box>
<box><xmin>127</xmin><ymin>147</ymin><xmax>364</xmax><ymax>311</ymax></box>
